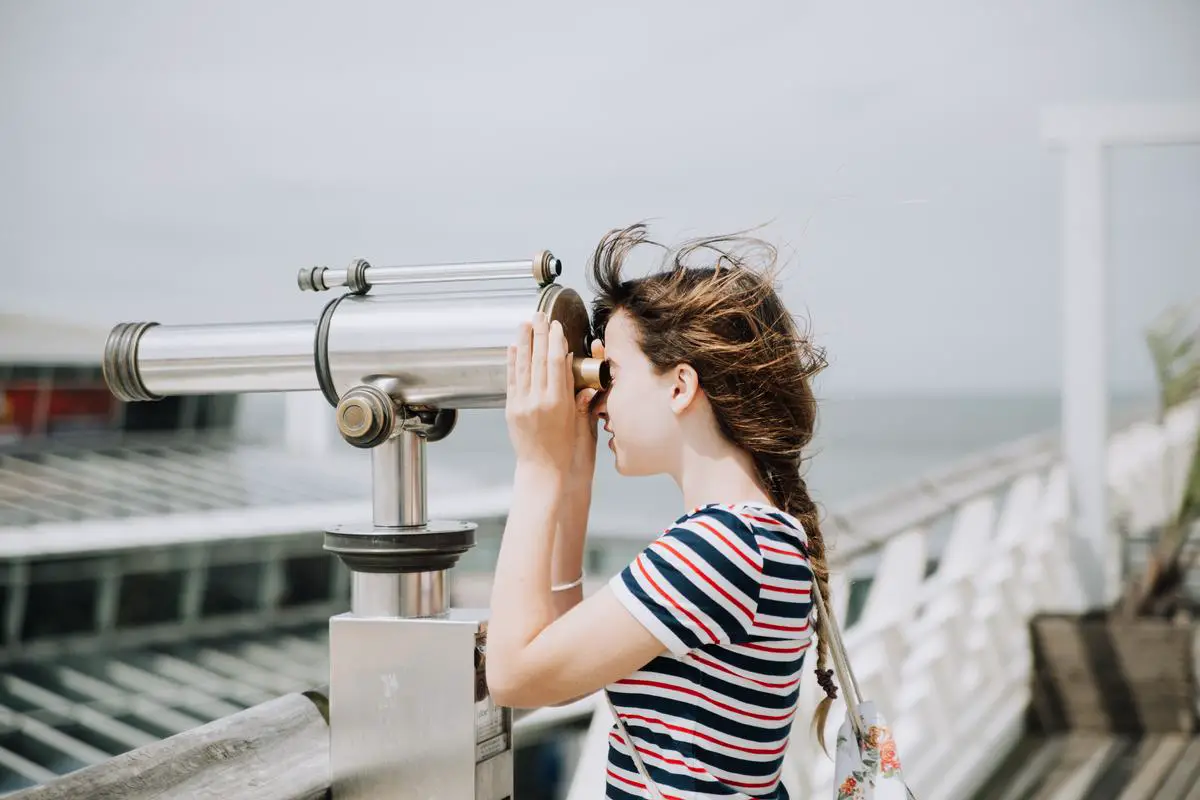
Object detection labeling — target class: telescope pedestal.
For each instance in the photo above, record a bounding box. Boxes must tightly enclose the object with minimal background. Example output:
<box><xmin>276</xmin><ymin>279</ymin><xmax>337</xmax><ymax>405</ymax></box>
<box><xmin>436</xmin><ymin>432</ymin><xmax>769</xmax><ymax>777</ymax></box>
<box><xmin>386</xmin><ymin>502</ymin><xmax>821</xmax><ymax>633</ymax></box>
<box><xmin>327</xmin><ymin>429</ymin><xmax>512</xmax><ymax>800</ymax></box>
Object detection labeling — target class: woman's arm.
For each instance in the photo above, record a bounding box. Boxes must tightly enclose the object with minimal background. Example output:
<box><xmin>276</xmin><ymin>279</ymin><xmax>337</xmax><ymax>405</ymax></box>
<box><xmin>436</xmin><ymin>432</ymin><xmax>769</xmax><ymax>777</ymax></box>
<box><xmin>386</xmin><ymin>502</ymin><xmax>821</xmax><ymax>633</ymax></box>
<box><xmin>549</xmin><ymin>338</ymin><xmax>605</xmax><ymax>619</ymax></box>
<box><xmin>487</xmin><ymin>461</ymin><xmax>665</xmax><ymax>708</ymax></box>
<box><xmin>487</xmin><ymin>315</ymin><xmax>663</xmax><ymax>708</ymax></box>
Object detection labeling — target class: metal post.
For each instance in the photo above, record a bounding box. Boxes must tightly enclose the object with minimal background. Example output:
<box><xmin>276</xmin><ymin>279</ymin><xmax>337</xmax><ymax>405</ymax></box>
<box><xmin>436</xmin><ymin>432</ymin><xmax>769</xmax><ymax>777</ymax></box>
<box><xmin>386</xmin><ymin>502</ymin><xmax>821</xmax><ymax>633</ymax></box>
<box><xmin>359</xmin><ymin>430</ymin><xmax>444</xmax><ymax>619</ymax></box>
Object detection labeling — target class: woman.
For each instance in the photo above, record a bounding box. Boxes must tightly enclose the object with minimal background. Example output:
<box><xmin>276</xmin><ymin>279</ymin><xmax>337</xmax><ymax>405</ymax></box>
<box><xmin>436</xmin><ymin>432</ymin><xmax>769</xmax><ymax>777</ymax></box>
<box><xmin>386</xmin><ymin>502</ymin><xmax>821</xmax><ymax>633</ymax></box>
<box><xmin>487</xmin><ymin>224</ymin><xmax>835</xmax><ymax>799</ymax></box>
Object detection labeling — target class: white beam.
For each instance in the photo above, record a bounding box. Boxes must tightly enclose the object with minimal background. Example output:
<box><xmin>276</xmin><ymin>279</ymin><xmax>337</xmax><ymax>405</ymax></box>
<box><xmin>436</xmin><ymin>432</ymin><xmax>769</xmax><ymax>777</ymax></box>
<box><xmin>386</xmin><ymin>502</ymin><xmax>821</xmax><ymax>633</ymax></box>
<box><xmin>1043</xmin><ymin>102</ymin><xmax>1200</xmax><ymax>146</ymax></box>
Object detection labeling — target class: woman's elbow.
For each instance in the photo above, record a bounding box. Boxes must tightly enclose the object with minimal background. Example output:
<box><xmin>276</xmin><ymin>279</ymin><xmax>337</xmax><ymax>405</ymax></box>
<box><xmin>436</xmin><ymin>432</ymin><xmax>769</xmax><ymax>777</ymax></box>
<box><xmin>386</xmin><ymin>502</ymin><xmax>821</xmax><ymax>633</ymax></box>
<box><xmin>486</xmin><ymin>659</ymin><xmax>536</xmax><ymax>708</ymax></box>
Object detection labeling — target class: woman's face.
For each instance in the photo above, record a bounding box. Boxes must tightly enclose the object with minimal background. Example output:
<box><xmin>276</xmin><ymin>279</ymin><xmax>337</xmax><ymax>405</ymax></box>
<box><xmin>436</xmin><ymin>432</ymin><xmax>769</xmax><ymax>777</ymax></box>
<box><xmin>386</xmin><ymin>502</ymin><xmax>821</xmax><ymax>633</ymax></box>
<box><xmin>593</xmin><ymin>310</ymin><xmax>681</xmax><ymax>476</ymax></box>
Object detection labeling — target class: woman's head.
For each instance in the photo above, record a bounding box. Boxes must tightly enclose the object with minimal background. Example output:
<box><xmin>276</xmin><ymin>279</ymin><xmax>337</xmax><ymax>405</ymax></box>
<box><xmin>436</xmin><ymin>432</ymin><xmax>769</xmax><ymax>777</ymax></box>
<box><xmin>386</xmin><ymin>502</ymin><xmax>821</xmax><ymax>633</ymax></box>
<box><xmin>587</xmin><ymin>223</ymin><xmax>825</xmax><ymax>488</ymax></box>
<box><xmin>586</xmin><ymin>222</ymin><xmax>840</xmax><ymax>738</ymax></box>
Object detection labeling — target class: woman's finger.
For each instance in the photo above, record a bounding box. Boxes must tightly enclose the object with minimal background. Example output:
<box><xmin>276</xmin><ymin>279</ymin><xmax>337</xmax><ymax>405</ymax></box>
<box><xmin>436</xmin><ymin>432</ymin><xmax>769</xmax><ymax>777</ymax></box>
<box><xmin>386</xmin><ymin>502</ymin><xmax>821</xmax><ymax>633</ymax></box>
<box><xmin>506</xmin><ymin>343</ymin><xmax>517</xmax><ymax>396</ymax></box>
<box><xmin>547</xmin><ymin>320</ymin><xmax>567</xmax><ymax>397</ymax></box>
<box><xmin>591</xmin><ymin>338</ymin><xmax>605</xmax><ymax>359</ymax></box>
<box><xmin>575</xmin><ymin>388</ymin><xmax>597</xmax><ymax>414</ymax></box>
<box><xmin>514</xmin><ymin>320</ymin><xmax>532</xmax><ymax>393</ymax></box>
<box><xmin>530</xmin><ymin>312</ymin><xmax>549</xmax><ymax>391</ymax></box>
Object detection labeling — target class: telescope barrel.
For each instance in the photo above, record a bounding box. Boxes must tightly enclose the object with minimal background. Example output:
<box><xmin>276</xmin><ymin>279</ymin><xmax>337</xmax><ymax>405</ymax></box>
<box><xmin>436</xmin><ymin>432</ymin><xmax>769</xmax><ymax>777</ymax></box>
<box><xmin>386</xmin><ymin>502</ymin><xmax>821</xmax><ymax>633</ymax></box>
<box><xmin>104</xmin><ymin>284</ymin><xmax>608</xmax><ymax>407</ymax></box>
<box><xmin>103</xmin><ymin>320</ymin><xmax>318</xmax><ymax>402</ymax></box>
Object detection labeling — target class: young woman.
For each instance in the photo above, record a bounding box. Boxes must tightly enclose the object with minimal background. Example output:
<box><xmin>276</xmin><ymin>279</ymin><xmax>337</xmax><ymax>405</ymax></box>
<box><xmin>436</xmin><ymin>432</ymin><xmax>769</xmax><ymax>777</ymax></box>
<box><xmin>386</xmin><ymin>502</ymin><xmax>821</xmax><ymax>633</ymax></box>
<box><xmin>487</xmin><ymin>224</ymin><xmax>835</xmax><ymax>799</ymax></box>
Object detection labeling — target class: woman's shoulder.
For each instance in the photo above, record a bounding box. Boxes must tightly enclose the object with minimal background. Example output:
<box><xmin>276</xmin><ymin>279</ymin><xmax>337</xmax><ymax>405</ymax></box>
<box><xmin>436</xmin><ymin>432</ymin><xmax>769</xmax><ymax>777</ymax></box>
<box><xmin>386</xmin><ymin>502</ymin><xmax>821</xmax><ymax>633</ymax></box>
<box><xmin>675</xmin><ymin>501</ymin><xmax>809</xmax><ymax>553</ymax></box>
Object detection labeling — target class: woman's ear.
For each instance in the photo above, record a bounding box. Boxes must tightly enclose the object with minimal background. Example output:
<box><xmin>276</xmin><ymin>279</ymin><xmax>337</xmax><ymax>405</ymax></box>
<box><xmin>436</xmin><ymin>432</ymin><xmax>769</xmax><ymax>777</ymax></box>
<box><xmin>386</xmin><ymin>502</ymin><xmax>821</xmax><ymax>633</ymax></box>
<box><xmin>669</xmin><ymin>363</ymin><xmax>701</xmax><ymax>414</ymax></box>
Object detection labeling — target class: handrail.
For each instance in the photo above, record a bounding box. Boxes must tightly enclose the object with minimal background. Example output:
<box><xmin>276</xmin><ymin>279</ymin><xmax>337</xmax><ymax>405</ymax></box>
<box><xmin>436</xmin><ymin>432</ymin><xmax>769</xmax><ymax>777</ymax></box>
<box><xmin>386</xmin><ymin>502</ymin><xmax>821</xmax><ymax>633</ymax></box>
<box><xmin>8</xmin><ymin>688</ymin><xmax>332</xmax><ymax>800</ymax></box>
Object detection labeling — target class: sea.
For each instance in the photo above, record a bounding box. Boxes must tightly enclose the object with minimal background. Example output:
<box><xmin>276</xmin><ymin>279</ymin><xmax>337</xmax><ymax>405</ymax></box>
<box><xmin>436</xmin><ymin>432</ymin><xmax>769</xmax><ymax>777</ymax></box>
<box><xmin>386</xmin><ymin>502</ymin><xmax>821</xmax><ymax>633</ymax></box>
<box><xmin>357</xmin><ymin>390</ymin><xmax>1157</xmax><ymax>536</ymax></box>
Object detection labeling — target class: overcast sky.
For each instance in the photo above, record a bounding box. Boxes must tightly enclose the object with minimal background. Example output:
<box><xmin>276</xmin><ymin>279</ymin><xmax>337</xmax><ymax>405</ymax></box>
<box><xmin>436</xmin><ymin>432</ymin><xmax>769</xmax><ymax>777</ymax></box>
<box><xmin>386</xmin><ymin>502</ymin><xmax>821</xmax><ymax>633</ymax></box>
<box><xmin>1</xmin><ymin>0</ymin><xmax>1198</xmax><ymax>394</ymax></box>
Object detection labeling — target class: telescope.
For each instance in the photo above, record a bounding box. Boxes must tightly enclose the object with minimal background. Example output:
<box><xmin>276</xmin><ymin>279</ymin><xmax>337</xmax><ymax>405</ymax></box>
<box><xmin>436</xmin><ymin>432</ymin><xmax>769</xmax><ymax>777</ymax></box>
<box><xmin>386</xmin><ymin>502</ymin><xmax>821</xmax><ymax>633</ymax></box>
<box><xmin>102</xmin><ymin>250</ymin><xmax>609</xmax><ymax>800</ymax></box>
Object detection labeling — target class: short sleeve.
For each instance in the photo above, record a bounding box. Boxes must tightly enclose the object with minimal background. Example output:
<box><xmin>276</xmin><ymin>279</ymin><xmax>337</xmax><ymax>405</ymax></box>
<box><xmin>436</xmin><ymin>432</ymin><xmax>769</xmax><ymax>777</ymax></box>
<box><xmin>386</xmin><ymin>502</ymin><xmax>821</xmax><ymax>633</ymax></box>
<box><xmin>609</xmin><ymin>507</ymin><xmax>764</xmax><ymax>656</ymax></box>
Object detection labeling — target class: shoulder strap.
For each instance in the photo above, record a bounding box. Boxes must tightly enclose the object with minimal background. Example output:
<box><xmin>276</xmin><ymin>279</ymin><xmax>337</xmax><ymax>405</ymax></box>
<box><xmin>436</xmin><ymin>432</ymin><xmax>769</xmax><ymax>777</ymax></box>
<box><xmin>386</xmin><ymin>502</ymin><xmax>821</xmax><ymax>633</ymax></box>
<box><xmin>808</xmin><ymin>576</ymin><xmax>866</xmax><ymax>739</ymax></box>
<box><xmin>605</xmin><ymin>690</ymin><xmax>666</xmax><ymax>800</ymax></box>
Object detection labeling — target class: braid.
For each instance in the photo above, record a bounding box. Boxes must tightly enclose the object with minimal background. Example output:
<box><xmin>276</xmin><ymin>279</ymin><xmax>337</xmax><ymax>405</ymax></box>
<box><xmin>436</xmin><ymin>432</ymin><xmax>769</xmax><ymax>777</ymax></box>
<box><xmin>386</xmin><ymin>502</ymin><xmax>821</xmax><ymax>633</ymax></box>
<box><xmin>758</xmin><ymin>455</ymin><xmax>838</xmax><ymax>752</ymax></box>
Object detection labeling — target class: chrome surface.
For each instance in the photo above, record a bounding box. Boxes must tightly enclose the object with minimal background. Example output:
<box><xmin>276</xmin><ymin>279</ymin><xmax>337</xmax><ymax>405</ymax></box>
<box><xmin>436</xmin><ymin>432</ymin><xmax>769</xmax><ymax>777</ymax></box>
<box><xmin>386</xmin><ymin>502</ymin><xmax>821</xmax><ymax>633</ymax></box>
<box><xmin>122</xmin><ymin>320</ymin><xmax>318</xmax><ymax>397</ymax></box>
<box><xmin>329</xmin><ymin>611</ymin><xmax>512</xmax><ymax>799</ymax></box>
<box><xmin>104</xmin><ymin>279</ymin><xmax>605</xmax><ymax>407</ymax></box>
<box><xmin>298</xmin><ymin>253</ymin><xmax>560</xmax><ymax>293</ymax></box>
<box><xmin>350</xmin><ymin>572</ymin><xmax>447</xmax><ymax>618</ymax></box>
<box><xmin>325</xmin><ymin>283</ymin><xmax>594</xmax><ymax>407</ymax></box>
<box><xmin>369</xmin><ymin>431</ymin><xmax>427</xmax><ymax>528</ymax></box>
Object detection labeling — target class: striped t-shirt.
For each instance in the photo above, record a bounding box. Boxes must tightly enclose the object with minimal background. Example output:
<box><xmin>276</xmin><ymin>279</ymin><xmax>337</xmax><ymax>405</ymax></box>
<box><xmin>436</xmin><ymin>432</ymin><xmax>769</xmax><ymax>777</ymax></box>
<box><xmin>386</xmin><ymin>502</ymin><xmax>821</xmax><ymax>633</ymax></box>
<box><xmin>606</xmin><ymin>501</ymin><xmax>815</xmax><ymax>799</ymax></box>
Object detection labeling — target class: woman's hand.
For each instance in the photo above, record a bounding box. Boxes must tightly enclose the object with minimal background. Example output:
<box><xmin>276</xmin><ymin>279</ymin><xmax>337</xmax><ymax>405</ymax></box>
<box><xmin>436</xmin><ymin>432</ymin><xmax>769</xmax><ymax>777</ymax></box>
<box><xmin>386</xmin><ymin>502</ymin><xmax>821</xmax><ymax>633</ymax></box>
<box><xmin>505</xmin><ymin>312</ymin><xmax>576</xmax><ymax>474</ymax></box>
<box><xmin>566</xmin><ymin>338</ymin><xmax>605</xmax><ymax>488</ymax></box>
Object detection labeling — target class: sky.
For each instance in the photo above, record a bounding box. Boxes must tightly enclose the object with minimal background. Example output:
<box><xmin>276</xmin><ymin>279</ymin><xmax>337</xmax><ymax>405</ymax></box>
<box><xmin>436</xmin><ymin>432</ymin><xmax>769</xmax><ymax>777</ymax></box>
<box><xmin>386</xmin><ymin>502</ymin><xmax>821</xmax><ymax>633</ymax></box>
<box><xmin>1</xmin><ymin>0</ymin><xmax>1198</xmax><ymax>395</ymax></box>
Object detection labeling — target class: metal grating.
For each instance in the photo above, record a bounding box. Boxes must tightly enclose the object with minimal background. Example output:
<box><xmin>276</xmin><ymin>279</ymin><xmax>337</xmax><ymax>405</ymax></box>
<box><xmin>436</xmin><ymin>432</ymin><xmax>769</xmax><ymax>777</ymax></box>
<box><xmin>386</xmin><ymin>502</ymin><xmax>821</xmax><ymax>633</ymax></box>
<box><xmin>0</xmin><ymin>436</ymin><xmax>370</xmax><ymax>528</ymax></box>
<box><xmin>0</xmin><ymin>434</ymin><xmax>516</xmax><ymax>560</ymax></box>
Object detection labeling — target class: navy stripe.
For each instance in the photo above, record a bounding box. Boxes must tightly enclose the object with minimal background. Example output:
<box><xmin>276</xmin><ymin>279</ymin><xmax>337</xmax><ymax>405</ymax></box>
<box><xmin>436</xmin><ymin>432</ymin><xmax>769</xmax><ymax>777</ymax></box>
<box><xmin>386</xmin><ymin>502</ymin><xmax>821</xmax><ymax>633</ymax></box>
<box><xmin>664</xmin><ymin>523</ymin><xmax>762</xmax><ymax>601</ymax></box>
<box><xmin>608</xmin><ymin>688</ymin><xmax>795</xmax><ymax>743</ymax></box>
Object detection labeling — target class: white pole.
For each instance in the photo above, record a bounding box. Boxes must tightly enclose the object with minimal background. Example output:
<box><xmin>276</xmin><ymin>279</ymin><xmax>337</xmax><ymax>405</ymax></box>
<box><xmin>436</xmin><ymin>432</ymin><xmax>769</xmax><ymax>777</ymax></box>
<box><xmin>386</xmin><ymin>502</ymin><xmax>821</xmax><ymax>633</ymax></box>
<box><xmin>1060</xmin><ymin>141</ymin><xmax>1111</xmax><ymax>610</ymax></box>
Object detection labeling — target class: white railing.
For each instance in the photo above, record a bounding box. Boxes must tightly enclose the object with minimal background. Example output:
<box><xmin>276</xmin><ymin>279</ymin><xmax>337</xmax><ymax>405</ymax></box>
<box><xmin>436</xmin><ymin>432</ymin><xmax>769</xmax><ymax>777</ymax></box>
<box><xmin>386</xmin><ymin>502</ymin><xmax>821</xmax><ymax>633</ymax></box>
<box><xmin>565</xmin><ymin>400</ymin><xmax>1200</xmax><ymax>800</ymax></box>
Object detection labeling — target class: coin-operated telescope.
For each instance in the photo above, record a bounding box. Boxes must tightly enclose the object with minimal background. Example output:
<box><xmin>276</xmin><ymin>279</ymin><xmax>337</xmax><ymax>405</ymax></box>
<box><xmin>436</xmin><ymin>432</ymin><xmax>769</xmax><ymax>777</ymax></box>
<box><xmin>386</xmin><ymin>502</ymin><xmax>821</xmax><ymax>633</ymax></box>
<box><xmin>103</xmin><ymin>251</ymin><xmax>609</xmax><ymax>800</ymax></box>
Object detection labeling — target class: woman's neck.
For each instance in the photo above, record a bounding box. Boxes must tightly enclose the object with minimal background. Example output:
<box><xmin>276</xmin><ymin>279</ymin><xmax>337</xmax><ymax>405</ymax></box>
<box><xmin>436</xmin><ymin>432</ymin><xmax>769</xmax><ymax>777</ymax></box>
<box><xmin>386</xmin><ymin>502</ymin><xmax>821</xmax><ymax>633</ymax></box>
<box><xmin>674</xmin><ymin>437</ymin><xmax>771</xmax><ymax>512</ymax></box>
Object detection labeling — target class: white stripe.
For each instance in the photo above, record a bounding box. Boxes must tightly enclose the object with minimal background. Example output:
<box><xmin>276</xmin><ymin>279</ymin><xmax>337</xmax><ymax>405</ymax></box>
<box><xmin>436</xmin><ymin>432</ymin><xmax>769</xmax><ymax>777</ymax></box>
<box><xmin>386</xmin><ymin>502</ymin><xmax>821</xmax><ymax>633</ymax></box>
<box><xmin>611</xmin><ymin>678</ymin><xmax>797</xmax><ymax>733</ymax></box>
<box><xmin>615</xmin><ymin>708</ymin><xmax>793</xmax><ymax>763</ymax></box>
<box><xmin>676</xmin><ymin>515</ymin><xmax>763</xmax><ymax>582</ymax></box>
<box><xmin>723</xmin><ymin>641</ymin><xmax>811</xmax><ymax>662</ymax></box>
<box><xmin>681</xmin><ymin>651</ymin><xmax>801</xmax><ymax>693</ymax></box>
<box><xmin>613</xmin><ymin>729</ymin><xmax>783</xmax><ymax>792</ymax></box>
<box><xmin>634</xmin><ymin>552</ymin><xmax>732</xmax><ymax>646</ymax></box>
<box><xmin>609</xmin><ymin>571</ymin><xmax>690</xmax><ymax>657</ymax></box>
<box><xmin>648</xmin><ymin>539</ymin><xmax>756</xmax><ymax>626</ymax></box>
<box><xmin>610</xmin><ymin>730</ymin><xmax>715</xmax><ymax>784</ymax></box>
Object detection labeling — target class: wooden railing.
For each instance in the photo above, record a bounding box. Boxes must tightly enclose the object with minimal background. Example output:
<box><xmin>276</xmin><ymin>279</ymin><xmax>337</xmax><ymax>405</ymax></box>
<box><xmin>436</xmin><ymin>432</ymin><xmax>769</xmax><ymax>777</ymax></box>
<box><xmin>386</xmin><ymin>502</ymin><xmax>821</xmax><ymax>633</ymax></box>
<box><xmin>8</xmin><ymin>688</ymin><xmax>331</xmax><ymax>800</ymax></box>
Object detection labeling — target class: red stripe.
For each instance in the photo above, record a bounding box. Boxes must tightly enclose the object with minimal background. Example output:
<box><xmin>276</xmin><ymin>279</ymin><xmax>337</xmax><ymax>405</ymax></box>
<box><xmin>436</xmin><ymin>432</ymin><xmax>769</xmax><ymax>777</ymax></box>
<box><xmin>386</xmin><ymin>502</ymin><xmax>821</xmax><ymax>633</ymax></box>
<box><xmin>689</xmin><ymin>652</ymin><xmax>800</xmax><ymax>689</ymax></box>
<box><xmin>617</xmin><ymin>678</ymin><xmax>795</xmax><ymax>722</ymax></box>
<box><xmin>656</xmin><ymin>541</ymin><xmax>753</xmax><ymax>622</ymax></box>
<box><xmin>743</xmin><ymin>640</ymin><xmax>811</xmax><ymax>654</ymax></box>
<box><xmin>621</xmin><ymin>712</ymin><xmax>789</xmax><ymax>756</ymax></box>
<box><xmin>611</xmin><ymin>731</ymin><xmax>708</xmax><ymax>775</ymax></box>
<box><xmin>636</xmin><ymin>557</ymin><xmax>717</xmax><ymax>642</ymax></box>
<box><xmin>760</xmin><ymin>583</ymin><xmax>811</xmax><ymax>595</ymax></box>
<box><xmin>747</xmin><ymin>514</ymin><xmax>782</xmax><ymax>525</ymax></box>
<box><xmin>756</xmin><ymin>619</ymin><xmax>811</xmax><ymax>633</ymax></box>
<box><xmin>694</xmin><ymin>519</ymin><xmax>762</xmax><ymax>575</ymax></box>
<box><xmin>611</xmin><ymin>732</ymin><xmax>783</xmax><ymax>790</ymax></box>
<box><xmin>759</xmin><ymin>543</ymin><xmax>806</xmax><ymax>559</ymax></box>
<box><xmin>606</xmin><ymin>768</ymin><xmax>686</xmax><ymax>800</ymax></box>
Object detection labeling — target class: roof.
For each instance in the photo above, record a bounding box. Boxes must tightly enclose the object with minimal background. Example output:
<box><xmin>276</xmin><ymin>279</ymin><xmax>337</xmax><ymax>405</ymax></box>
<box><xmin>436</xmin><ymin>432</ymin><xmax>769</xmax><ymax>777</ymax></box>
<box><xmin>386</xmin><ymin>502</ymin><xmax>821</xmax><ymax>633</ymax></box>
<box><xmin>0</xmin><ymin>434</ymin><xmax>512</xmax><ymax>559</ymax></box>
<box><xmin>0</xmin><ymin>314</ymin><xmax>109</xmax><ymax>366</ymax></box>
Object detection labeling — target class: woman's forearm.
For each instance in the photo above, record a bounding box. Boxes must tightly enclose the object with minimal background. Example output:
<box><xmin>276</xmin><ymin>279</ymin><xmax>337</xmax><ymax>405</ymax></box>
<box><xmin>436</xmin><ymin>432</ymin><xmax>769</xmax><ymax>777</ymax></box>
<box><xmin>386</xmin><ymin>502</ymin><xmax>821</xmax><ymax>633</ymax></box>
<box><xmin>488</xmin><ymin>461</ymin><xmax>564</xmax><ymax>670</ymax></box>
<box><xmin>550</xmin><ymin>479</ymin><xmax>592</xmax><ymax>616</ymax></box>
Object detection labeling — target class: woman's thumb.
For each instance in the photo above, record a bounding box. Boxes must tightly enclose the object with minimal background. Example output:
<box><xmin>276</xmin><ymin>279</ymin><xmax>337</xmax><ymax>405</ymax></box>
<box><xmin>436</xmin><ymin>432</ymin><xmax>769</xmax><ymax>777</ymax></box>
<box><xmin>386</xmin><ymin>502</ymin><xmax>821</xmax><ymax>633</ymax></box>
<box><xmin>576</xmin><ymin>388</ymin><xmax>597</xmax><ymax>412</ymax></box>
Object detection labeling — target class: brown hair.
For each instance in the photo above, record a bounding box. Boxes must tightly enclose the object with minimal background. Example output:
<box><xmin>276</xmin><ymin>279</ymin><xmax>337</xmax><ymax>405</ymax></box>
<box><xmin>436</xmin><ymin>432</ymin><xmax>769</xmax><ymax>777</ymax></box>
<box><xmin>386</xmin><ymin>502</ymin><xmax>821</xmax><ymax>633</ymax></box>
<box><xmin>587</xmin><ymin>223</ymin><xmax>838</xmax><ymax>742</ymax></box>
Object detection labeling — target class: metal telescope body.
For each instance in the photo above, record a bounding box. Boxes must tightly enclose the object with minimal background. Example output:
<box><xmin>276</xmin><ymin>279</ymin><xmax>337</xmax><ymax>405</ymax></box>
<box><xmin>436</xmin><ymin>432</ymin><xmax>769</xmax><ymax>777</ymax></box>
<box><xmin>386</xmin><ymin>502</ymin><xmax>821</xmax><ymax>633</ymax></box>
<box><xmin>102</xmin><ymin>251</ymin><xmax>610</xmax><ymax>800</ymax></box>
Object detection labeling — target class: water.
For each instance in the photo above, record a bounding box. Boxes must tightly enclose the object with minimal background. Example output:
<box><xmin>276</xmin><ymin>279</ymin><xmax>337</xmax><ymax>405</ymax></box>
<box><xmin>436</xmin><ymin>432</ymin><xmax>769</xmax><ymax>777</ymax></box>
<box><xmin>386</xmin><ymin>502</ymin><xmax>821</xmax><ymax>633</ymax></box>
<box><xmin>419</xmin><ymin>390</ymin><xmax>1155</xmax><ymax>536</ymax></box>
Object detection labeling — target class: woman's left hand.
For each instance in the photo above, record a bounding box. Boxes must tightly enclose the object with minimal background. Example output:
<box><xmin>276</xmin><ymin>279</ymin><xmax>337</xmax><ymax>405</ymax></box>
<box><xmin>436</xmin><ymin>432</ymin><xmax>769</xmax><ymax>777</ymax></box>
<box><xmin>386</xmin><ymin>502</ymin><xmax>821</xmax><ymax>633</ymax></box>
<box><xmin>505</xmin><ymin>312</ymin><xmax>576</xmax><ymax>474</ymax></box>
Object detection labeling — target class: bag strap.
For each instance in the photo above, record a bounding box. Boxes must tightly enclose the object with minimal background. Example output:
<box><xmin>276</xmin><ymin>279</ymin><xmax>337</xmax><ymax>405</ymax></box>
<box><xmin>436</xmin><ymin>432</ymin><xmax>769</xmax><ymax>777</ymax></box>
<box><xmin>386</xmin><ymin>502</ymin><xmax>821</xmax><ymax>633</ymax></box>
<box><xmin>605</xmin><ymin>690</ymin><xmax>666</xmax><ymax>800</ymax></box>
<box><xmin>810</xmin><ymin>577</ymin><xmax>919</xmax><ymax>800</ymax></box>
<box><xmin>808</xmin><ymin>574</ymin><xmax>866</xmax><ymax>740</ymax></box>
